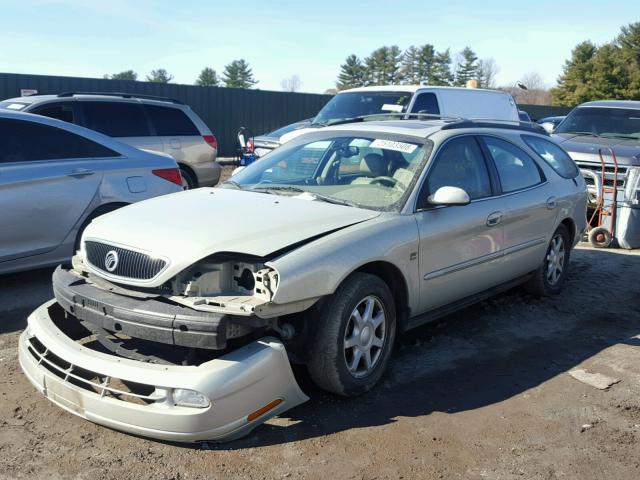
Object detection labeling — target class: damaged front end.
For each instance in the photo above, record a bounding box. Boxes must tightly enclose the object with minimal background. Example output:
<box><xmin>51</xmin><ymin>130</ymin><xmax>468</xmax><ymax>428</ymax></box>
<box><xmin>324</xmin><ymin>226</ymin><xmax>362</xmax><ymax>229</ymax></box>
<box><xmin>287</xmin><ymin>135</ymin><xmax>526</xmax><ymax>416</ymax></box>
<box><xmin>19</xmin><ymin>300</ymin><xmax>308</xmax><ymax>443</ymax></box>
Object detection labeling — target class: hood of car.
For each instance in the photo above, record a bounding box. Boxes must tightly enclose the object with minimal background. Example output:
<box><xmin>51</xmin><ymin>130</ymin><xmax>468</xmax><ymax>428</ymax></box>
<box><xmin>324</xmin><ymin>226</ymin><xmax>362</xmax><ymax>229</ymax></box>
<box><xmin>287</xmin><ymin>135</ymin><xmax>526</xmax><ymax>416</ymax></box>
<box><xmin>82</xmin><ymin>188</ymin><xmax>380</xmax><ymax>287</ymax></box>
<box><xmin>553</xmin><ymin>134</ymin><xmax>640</xmax><ymax>166</ymax></box>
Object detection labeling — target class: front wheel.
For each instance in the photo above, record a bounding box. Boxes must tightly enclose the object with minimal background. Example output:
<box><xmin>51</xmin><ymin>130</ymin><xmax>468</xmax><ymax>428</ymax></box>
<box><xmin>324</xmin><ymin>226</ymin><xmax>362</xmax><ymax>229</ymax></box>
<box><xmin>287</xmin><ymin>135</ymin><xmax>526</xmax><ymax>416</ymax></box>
<box><xmin>307</xmin><ymin>273</ymin><xmax>396</xmax><ymax>396</ymax></box>
<box><xmin>525</xmin><ymin>224</ymin><xmax>571</xmax><ymax>296</ymax></box>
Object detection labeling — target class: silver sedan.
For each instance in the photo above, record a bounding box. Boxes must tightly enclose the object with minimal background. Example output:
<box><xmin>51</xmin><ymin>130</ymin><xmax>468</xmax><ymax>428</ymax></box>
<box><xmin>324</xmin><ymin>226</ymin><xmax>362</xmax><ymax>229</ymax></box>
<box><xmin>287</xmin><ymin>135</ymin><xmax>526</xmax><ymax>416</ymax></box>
<box><xmin>0</xmin><ymin>110</ymin><xmax>182</xmax><ymax>274</ymax></box>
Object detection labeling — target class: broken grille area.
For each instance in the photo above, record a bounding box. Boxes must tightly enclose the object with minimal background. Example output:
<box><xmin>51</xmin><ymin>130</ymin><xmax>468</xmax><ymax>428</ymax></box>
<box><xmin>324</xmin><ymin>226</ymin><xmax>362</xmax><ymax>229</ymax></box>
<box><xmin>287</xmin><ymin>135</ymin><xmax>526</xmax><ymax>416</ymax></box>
<box><xmin>26</xmin><ymin>334</ymin><xmax>159</xmax><ymax>406</ymax></box>
<box><xmin>84</xmin><ymin>241</ymin><xmax>167</xmax><ymax>280</ymax></box>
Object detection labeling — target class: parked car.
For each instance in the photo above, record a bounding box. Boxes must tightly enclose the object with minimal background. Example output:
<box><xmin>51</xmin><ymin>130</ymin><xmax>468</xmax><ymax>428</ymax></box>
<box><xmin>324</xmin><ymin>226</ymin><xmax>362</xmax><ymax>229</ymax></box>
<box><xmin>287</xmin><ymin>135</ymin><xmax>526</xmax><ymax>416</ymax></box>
<box><xmin>251</xmin><ymin>85</ymin><xmax>520</xmax><ymax>156</ymax></box>
<box><xmin>518</xmin><ymin>110</ymin><xmax>532</xmax><ymax>122</ymax></box>
<box><xmin>0</xmin><ymin>110</ymin><xmax>182</xmax><ymax>274</ymax></box>
<box><xmin>553</xmin><ymin>100</ymin><xmax>640</xmax><ymax>248</ymax></box>
<box><xmin>253</xmin><ymin>118</ymin><xmax>313</xmax><ymax>158</ymax></box>
<box><xmin>537</xmin><ymin>115</ymin><xmax>566</xmax><ymax>133</ymax></box>
<box><xmin>0</xmin><ymin>92</ymin><xmax>220</xmax><ymax>189</ymax></box>
<box><xmin>20</xmin><ymin>118</ymin><xmax>586</xmax><ymax>443</ymax></box>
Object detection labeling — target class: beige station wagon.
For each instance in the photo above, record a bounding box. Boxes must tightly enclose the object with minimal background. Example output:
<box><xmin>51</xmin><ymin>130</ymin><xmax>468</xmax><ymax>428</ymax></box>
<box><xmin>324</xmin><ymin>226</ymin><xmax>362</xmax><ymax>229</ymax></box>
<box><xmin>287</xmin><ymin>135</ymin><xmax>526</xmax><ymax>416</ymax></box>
<box><xmin>20</xmin><ymin>117</ymin><xmax>587</xmax><ymax>443</ymax></box>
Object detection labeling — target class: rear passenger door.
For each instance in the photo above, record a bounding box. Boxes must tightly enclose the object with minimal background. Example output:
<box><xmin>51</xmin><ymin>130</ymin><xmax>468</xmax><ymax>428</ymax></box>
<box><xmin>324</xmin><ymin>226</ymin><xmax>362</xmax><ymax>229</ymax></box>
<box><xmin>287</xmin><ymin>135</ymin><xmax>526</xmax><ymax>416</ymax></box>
<box><xmin>144</xmin><ymin>105</ymin><xmax>206</xmax><ymax>164</ymax></box>
<box><xmin>479</xmin><ymin>135</ymin><xmax>558</xmax><ymax>276</ymax></box>
<box><xmin>0</xmin><ymin>118</ymin><xmax>119</xmax><ymax>262</ymax></box>
<box><xmin>79</xmin><ymin>101</ymin><xmax>161</xmax><ymax>153</ymax></box>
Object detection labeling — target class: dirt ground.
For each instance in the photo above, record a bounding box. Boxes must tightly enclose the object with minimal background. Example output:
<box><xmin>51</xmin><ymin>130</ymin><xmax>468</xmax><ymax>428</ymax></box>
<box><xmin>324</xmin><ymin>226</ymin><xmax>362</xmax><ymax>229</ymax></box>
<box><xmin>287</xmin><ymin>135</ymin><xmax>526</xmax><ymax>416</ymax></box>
<box><xmin>1</xmin><ymin>242</ymin><xmax>639</xmax><ymax>480</ymax></box>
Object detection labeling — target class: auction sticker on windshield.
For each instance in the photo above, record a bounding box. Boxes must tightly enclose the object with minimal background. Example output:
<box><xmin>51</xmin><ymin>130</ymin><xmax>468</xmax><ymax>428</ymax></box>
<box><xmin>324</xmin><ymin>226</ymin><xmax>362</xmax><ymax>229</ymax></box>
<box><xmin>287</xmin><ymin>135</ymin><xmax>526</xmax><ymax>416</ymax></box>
<box><xmin>370</xmin><ymin>139</ymin><xmax>418</xmax><ymax>154</ymax></box>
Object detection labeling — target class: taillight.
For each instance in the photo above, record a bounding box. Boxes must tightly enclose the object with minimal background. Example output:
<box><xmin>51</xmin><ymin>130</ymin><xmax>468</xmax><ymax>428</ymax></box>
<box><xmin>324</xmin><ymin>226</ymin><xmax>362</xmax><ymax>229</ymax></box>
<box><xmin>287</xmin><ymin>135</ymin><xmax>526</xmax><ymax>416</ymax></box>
<box><xmin>152</xmin><ymin>168</ymin><xmax>183</xmax><ymax>186</ymax></box>
<box><xmin>203</xmin><ymin>134</ymin><xmax>218</xmax><ymax>150</ymax></box>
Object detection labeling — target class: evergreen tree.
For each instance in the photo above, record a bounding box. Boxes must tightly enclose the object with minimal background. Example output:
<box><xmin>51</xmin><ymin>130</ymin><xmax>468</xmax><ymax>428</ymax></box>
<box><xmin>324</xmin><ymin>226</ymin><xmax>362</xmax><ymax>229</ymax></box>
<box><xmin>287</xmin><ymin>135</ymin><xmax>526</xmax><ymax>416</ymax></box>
<box><xmin>146</xmin><ymin>69</ymin><xmax>173</xmax><ymax>83</ymax></box>
<box><xmin>454</xmin><ymin>47</ymin><xmax>479</xmax><ymax>87</ymax></box>
<box><xmin>336</xmin><ymin>54</ymin><xmax>365</xmax><ymax>90</ymax></box>
<box><xmin>222</xmin><ymin>59</ymin><xmax>258</xmax><ymax>89</ymax></box>
<box><xmin>364</xmin><ymin>46</ymin><xmax>403</xmax><ymax>85</ymax></box>
<box><xmin>195</xmin><ymin>67</ymin><xmax>220</xmax><ymax>86</ymax></box>
<box><xmin>104</xmin><ymin>70</ymin><xmax>138</xmax><ymax>81</ymax></box>
<box><xmin>551</xmin><ymin>41</ymin><xmax>598</xmax><ymax>106</ymax></box>
<box><xmin>400</xmin><ymin>46</ymin><xmax>421</xmax><ymax>84</ymax></box>
<box><xmin>431</xmin><ymin>49</ymin><xmax>453</xmax><ymax>86</ymax></box>
<box><xmin>417</xmin><ymin>44</ymin><xmax>436</xmax><ymax>84</ymax></box>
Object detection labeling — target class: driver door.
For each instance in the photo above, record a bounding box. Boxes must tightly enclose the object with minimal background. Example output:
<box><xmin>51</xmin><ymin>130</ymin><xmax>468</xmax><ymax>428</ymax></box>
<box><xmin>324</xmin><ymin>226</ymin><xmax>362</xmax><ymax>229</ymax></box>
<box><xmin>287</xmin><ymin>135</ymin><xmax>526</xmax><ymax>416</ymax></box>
<box><xmin>414</xmin><ymin>135</ymin><xmax>507</xmax><ymax>313</ymax></box>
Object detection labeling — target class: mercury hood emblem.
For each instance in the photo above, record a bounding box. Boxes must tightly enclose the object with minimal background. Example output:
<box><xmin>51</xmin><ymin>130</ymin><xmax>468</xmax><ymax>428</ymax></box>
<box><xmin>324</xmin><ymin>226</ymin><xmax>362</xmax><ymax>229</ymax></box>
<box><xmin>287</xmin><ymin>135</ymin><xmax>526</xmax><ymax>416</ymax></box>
<box><xmin>104</xmin><ymin>250</ymin><xmax>119</xmax><ymax>272</ymax></box>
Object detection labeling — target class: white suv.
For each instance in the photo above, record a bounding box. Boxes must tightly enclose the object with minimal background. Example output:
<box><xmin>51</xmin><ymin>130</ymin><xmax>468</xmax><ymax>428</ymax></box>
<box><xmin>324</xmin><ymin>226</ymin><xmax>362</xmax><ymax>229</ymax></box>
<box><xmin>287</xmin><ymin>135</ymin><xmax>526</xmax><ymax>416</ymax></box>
<box><xmin>1</xmin><ymin>92</ymin><xmax>221</xmax><ymax>189</ymax></box>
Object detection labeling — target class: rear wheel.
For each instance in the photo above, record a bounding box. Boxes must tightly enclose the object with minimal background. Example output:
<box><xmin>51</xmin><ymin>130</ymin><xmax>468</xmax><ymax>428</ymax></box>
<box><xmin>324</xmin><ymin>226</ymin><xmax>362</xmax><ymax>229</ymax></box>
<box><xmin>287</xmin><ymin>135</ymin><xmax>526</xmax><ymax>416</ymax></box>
<box><xmin>179</xmin><ymin>166</ymin><xmax>197</xmax><ymax>190</ymax></box>
<box><xmin>307</xmin><ymin>273</ymin><xmax>396</xmax><ymax>396</ymax></box>
<box><xmin>525</xmin><ymin>224</ymin><xmax>571</xmax><ymax>296</ymax></box>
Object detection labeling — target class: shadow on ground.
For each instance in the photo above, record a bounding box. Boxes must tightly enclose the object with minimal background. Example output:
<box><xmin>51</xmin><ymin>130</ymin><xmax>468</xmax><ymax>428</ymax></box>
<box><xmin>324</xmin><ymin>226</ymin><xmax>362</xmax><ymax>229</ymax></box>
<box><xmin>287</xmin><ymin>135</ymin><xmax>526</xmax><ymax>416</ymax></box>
<box><xmin>0</xmin><ymin>267</ymin><xmax>54</xmax><ymax>334</ymax></box>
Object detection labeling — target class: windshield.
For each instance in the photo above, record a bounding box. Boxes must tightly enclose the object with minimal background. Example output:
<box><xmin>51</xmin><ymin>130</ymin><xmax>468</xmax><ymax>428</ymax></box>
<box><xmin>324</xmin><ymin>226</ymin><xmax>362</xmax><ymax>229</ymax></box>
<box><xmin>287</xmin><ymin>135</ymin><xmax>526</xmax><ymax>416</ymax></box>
<box><xmin>226</xmin><ymin>133</ymin><xmax>431</xmax><ymax>211</ymax></box>
<box><xmin>313</xmin><ymin>92</ymin><xmax>413</xmax><ymax>125</ymax></box>
<box><xmin>263</xmin><ymin>119</ymin><xmax>312</xmax><ymax>138</ymax></box>
<box><xmin>556</xmin><ymin>107</ymin><xmax>640</xmax><ymax>140</ymax></box>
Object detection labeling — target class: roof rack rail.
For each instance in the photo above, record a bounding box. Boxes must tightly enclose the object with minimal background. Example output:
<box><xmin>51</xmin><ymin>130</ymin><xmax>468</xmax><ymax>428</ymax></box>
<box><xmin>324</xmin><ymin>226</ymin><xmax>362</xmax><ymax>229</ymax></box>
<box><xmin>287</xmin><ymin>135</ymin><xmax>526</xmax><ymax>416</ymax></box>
<box><xmin>320</xmin><ymin>112</ymin><xmax>464</xmax><ymax>126</ymax></box>
<box><xmin>441</xmin><ymin>119</ymin><xmax>549</xmax><ymax>135</ymax></box>
<box><xmin>56</xmin><ymin>91</ymin><xmax>184</xmax><ymax>105</ymax></box>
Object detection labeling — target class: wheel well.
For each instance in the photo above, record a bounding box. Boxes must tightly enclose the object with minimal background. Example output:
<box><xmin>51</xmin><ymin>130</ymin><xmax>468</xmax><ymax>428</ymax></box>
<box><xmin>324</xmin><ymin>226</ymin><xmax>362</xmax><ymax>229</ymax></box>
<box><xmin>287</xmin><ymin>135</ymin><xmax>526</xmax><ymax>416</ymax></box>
<box><xmin>560</xmin><ymin>218</ymin><xmax>576</xmax><ymax>244</ymax></box>
<box><xmin>74</xmin><ymin>202</ymin><xmax>128</xmax><ymax>251</ymax></box>
<box><xmin>178</xmin><ymin>163</ymin><xmax>198</xmax><ymax>187</ymax></box>
<box><xmin>355</xmin><ymin>261</ymin><xmax>410</xmax><ymax>332</ymax></box>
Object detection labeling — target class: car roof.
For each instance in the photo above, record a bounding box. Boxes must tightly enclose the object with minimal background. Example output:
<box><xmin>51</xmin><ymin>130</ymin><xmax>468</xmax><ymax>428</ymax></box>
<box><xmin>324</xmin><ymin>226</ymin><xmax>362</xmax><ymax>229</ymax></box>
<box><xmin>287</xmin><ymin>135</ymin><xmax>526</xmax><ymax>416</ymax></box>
<box><xmin>340</xmin><ymin>85</ymin><xmax>510</xmax><ymax>95</ymax></box>
<box><xmin>578</xmin><ymin>100</ymin><xmax>640</xmax><ymax>109</ymax></box>
<box><xmin>2</xmin><ymin>93</ymin><xmax>184</xmax><ymax>108</ymax></box>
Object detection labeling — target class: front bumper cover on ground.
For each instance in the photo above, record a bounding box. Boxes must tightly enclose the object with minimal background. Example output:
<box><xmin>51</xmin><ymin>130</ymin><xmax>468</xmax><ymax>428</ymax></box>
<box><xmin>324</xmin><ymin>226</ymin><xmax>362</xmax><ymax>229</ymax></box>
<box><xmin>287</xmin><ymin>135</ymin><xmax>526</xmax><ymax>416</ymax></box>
<box><xmin>19</xmin><ymin>300</ymin><xmax>308</xmax><ymax>443</ymax></box>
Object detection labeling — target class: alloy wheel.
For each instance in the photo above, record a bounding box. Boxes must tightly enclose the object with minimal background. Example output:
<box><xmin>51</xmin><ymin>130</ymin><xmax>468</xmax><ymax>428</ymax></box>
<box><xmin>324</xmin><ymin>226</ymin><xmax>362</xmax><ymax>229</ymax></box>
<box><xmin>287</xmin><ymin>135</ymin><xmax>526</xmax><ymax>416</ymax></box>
<box><xmin>343</xmin><ymin>295</ymin><xmax>386</xmax><ymax>378</ymax></box>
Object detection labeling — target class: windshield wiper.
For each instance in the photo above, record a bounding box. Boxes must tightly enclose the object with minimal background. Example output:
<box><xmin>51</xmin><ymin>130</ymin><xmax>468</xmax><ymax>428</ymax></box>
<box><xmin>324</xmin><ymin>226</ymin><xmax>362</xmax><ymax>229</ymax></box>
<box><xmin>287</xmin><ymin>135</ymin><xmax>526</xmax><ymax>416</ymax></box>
<box><xmin>566</xmin><ymin>131</ymin><xmax>601</xmax><ymax>138</ymax></box>
<box><xmin>251</xmin><ymin>185</ymin><xmax>357</xmax><ymax>207</ymax></box>
<box><xmin>599</xmin><ymin>133</ymin><xmax>640</xmax><ymax>140</ymax></box>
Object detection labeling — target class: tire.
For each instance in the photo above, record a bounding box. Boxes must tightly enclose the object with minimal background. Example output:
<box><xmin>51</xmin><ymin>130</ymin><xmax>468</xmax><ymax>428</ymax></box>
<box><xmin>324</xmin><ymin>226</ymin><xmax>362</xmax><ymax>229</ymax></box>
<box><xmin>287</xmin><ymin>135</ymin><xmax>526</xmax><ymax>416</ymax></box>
<box><xmin>524</xmin><ymin>224</ymin><xmax>571</xmax><ymax>296</ymax></box>
<box><xmin>307</xmin><ymin>272</ymin><xmax>396</xmax><ymax>397</ymax></box>
<box><xmin>179</xmin><ymin>166</ymin><xmax>197</xmax><ymax>190</ymax></box>
<box><xmin>588</xmin><ymin>226</ymin><xmax>612</xmax><ymax>248</ymax></box>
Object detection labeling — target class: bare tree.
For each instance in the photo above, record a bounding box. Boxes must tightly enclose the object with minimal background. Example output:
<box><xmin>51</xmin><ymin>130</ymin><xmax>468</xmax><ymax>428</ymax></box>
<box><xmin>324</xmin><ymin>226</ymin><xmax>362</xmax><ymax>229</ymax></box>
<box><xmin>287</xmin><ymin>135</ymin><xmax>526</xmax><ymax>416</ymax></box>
<box><xmin>477</xmin><ymin>58</ymin><xmax>499</xmax><ymax>88</ymax></box>
<box><xmin>281</xmin><ymin>74</ymin><xmax>302</xmax><ymax>92</ymax></box>
<box><xmin>510</xmin><ymin>72</ymin><xmax>552</xmax><ymax>105</ymax></box>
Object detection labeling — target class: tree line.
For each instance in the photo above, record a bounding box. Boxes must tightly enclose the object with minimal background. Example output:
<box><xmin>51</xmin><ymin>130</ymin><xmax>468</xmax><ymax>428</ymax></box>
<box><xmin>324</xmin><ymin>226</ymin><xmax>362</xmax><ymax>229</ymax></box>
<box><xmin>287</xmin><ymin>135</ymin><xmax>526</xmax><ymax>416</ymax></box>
<box><xmin>335</xmin><ymin>45</ymin><xmax>498</xmax><ymax>90</ymax></box>
<box><xmin>104</xmin><ymin>59</ymin><xmax>258</xmax><ymax>89</ymax></box>
<box><xmin>552</xmin><ymin>22</ymin><xmax>640</xmax><ymax>106</ymax></box>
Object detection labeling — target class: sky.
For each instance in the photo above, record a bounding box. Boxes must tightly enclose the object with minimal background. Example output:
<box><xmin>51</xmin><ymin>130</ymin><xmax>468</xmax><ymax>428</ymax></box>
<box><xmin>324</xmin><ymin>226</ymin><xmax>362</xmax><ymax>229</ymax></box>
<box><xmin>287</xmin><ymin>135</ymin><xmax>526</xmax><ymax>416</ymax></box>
<box><xmin>0</xmin><ymin>0</ymin><xmax>638</xmax><ymax>94</ymax></box>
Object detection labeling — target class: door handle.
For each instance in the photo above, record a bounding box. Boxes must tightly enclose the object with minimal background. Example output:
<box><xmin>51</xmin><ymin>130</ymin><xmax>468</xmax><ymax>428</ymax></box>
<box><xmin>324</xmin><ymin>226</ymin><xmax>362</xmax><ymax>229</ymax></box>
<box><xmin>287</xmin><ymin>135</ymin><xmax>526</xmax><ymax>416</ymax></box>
<box><xmin>546</xmin><ymin>196</ymin><xmax>557</xmax><ymax>210</ymax></box>
<box><xmin>68</xmin><ymin>168</ymin><xmax>95</xmax><ymax>178</ymax></box>
<box><xmin>486</xmin><ymin>211</ymin><xmax>503</xmax><ymax>227</ymax></box>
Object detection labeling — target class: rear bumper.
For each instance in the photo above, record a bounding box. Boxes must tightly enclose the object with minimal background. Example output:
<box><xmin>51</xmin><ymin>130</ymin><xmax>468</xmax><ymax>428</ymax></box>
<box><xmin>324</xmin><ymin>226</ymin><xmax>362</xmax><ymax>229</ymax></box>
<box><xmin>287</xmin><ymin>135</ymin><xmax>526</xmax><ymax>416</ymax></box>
<box><xmin>190</xmin><ymin>161</ymin><xmax>221</xmax><ymax>187</ymax></box>
<box><xmin>19</xmin><ymin>300</ymin><xmax>308</xmax><ymax>443</ymax></box>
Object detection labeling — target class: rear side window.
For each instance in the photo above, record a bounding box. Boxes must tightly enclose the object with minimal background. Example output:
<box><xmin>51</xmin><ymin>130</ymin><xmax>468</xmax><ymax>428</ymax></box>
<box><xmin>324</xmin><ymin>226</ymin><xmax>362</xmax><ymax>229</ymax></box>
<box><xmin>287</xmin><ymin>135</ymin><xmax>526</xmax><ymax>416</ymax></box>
<box><xmin>522</xmin><ymin>135</ymin><xmax>579</xmax><ymax>178</ymax></box>
<box><xmin>82</xmin><ymin>101</ymin><xmax>150</xmax><ymax>137</ymax></box>
<box><xmin>0</xmin><ymin>118</ymin><xmax>118</xmax><ymax>163</ymax></box>
<box><xmin>30</xmin><ymin>102</ymin><xmax>76</xmax><ymax>124</ymax></box>
<box><xmin>410</xmin><ymin>93</ymin><xmax>440</xmax><ymax>115</ymax></box>
<box><xmin>482</xmin><ymin>136</ymin><xmax>544</xmax><ymax>193</ymax></box>
<box><xmin>145</xmin><ymin>105</ymin><xmax>200</xmax><ymax>136</ymax></box>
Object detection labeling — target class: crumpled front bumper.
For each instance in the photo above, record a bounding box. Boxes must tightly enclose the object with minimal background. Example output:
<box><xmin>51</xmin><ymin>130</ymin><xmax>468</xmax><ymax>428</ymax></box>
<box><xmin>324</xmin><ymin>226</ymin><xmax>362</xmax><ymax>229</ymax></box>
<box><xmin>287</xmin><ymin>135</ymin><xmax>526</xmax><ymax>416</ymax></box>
<box><xmin>19</xmin><ymin>300</ymin><xmax>308</xmax><ymax>443</ymax></box>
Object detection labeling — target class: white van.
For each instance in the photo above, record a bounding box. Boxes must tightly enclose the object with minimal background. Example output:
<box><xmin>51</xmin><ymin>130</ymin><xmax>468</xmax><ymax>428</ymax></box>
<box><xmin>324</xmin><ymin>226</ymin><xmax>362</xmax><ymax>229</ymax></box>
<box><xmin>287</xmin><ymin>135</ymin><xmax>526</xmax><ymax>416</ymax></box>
<box><xmin>254</xmin><ymin>85</ymin><xmax>520</xmax><ymax>157</ymax></box>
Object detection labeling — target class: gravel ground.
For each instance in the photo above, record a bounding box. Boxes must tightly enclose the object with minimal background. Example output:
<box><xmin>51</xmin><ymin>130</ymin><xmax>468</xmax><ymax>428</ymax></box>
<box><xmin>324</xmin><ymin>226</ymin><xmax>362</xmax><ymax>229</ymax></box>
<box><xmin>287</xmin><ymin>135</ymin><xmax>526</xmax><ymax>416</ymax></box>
<box><xmin>1</xmin><ymin>240</ymin><xmax>639</xmax><ymax>480</ymax></box>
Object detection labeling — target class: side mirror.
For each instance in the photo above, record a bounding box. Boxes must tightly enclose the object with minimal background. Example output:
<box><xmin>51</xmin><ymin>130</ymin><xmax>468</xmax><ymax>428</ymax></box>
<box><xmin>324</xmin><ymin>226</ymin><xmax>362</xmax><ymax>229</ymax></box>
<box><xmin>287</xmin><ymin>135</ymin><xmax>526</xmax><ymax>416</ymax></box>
<box><xmin>540</xmin><ymin>122</ymin><xmax>556</xmax><ymax>133</ymax></box>
<box><xmin>427</xmin><ymin>186</ymin><xmax>471</xmax><ymax>206</ymax></box>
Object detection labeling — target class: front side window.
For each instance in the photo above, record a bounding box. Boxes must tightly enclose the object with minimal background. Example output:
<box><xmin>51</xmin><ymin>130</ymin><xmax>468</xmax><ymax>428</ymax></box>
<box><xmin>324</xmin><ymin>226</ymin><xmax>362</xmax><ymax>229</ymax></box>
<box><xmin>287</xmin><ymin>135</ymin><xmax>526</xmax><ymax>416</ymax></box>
<box><xmin>483</xmin><ymin>136</ymin><xmax>543</xmax><ymax>193</ymax></box>
<box><xmin>30</xmin><ymin>102</ymin><xmax>76</xmax><ymax>124</ymax></box>
<box><xmin>0</xmin><ymin>118</ymin><xmax>118</xmax><ymax>163</ymax></box>
<box><xmin>313</xmin><ymin>92</ymin><xmax>414</xmax><ymax>125</ymax></box>
<box><xmin>145</xmin><ymin>105</ymin><xmax>200</xmax><ymax>136</ymax></box>
<box><xmin>410</xmin><ymin>93</ymin><xmax>440</xmax><ymax>115</ymax></box>
<box><xmin>425</xmin><ymin>136</ymin><xmax>492</xmax><ymax>200</ymax></box>
<box><xmin>555</xmin><ymin>106</ymin><xmax>640</xmax><ymax>140</ymax></box>
<box><xmin>228</xmin><ymin>133</ymin><xmax>430</xmax><ymax>211</ymax></box>
<box><xmin>82</xmin><ymin>101</ymin><xmax>150</xmax><ymax>137</ymax></box>
<box><xmin>522</xmin><ymin>135</ymin><xmax>579</xmax><ymax>178</ymax></box>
